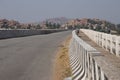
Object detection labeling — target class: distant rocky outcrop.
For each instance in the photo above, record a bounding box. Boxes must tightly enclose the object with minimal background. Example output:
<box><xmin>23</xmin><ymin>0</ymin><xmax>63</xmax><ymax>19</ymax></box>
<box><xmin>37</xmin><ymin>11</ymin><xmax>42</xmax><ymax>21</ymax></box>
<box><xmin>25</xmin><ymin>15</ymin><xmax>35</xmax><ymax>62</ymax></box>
<box><xmin>0</xmin><ymin>19</ymin><xmax>41</xmax><ymax>29</ymax></box>
<box><xmin>62</xmin><ymin>18</ymin><xmax>117</xmax><ymax>33</ymax></box>
<box><xmin>39</xmin><ymin>17</ymin><xmax>70</xmax><ymax>29</ymax></box>
<box><xmin>0</xmin><ymin>19</ymin><xmax>21</xmax><ymax>29</ymax></box>
<box><xmin>41</xmin><ymin>17</ymin><xmax>70</xmax><ymax>25</ymax></box>
<box><xmin>0</xmin><ymin>18</ymin><xmax>119</xmax><ymax>34</ymax></box>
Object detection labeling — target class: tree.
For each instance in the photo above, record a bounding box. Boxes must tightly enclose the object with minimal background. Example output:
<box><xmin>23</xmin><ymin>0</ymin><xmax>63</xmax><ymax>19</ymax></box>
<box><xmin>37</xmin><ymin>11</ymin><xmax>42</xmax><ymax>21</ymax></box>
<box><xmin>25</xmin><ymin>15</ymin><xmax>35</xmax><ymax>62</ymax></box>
<box><xmin>56</xmin><ymin>23</ymin><xmax>61</xmax><ymax>29</ymax></box>
<box><xmin>74</xmin><ymin>25</ymin><xmax>81</xmax><ymax>29</ymax></box>
<box><xmin>116</xmin><ymin>24</ymin><xmax>120</xmax><ymax>34</ymax></box>
<box><xmin>52</xmin><ymin>23</ymin><xmax>56</xmax><ymax>29</ymax></box>
<box><xmin>46</xmin><ymin>22</ymin><xmax>61</xmax><ymax>29</ymax></box>
<box><xmin>47</xmin><ymin>22</ymin><xmax>52</xmax><ymax>29</ymax></box>
<box><xmin>27</xmin><ymin>24</ymin><xmax>32</xmax><ymax>29</ymax></box>
<box><xmin>95</xmin><ymin>25</ymin><xmax>102</xmax><ymax>31</ymax></box>
<box><xmin>45</xmin><ymin>21</ymin><xmax>49</xmax><ymax>27</ymax></box>
<box><xmin>89</xmin><ymin>25</ymin><xmax>94</xmax><ymax>30</ymax></box>
<box><xmin>36</xmin><ymin>24</ymin><xmax>41</xmax><ymax>29</ymax></box>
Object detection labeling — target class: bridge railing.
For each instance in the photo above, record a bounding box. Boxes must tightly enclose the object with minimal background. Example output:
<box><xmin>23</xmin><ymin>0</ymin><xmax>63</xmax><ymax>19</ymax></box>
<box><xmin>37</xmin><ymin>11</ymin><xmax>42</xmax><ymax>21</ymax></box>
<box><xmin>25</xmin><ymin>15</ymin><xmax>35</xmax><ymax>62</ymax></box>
<box><xmin>81</xmin><ymin>29</ymin><xmax>120</xmax><ymax>57</ymax></box>
<box><xmin>69</xmin><ymin>30</ymin><xmax>120</xmax><ymax>80</ymax></box>
<box><xmin>69</xmin><ymin>30</ymin><xmax>107</xmax><ymax>80</ymax></box>
<box><xmin>0</xmin><ymin>29</ymin><xmax>66</xmax><ymax>39</ymax></box>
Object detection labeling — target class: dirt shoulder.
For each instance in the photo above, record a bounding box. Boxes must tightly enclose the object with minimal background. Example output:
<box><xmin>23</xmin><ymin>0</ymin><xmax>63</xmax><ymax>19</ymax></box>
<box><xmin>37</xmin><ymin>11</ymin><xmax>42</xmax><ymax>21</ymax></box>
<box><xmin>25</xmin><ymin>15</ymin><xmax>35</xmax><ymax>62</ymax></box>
<box><xmin>53</xmin><ymin>36</ymin><xmax>72</xmax><ymax>80</ymax></box>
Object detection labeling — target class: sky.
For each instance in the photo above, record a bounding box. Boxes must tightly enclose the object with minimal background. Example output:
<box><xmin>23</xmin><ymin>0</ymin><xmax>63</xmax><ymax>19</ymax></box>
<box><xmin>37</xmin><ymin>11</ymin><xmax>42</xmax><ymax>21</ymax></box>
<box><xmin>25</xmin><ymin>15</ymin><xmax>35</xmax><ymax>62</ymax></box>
<box><xmin>0</xmin><ymin>0</ymin><xmax>120</xmax><ymax>24</ymax></box>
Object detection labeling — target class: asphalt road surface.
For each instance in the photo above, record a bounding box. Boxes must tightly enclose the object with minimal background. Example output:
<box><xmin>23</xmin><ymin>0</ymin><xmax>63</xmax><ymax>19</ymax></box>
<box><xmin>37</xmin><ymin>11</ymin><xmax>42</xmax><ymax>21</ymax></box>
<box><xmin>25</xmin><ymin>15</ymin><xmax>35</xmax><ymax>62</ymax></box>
<box><xmin>0</xmin><ymin>31</ymin><xmax>71</xmax><ymax>80</ymax></box>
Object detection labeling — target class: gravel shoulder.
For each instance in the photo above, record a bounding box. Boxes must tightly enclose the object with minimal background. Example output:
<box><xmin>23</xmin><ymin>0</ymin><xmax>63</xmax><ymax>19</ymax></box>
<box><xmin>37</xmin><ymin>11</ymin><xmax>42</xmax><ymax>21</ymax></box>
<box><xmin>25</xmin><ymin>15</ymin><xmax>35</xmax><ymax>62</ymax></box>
<box><xmin>53</xmin><ymin>36</ymin><xmax>72</xmax><ymax>80</ymax></box>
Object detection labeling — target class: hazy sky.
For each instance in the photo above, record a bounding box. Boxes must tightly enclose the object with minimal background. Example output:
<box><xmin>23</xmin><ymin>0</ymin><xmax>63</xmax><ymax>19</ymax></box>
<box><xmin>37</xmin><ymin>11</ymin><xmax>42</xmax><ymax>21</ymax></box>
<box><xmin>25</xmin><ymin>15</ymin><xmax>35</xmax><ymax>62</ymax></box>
<box><xmin>0</xmin><ymin>0</ymin><xmax>120</xmax><ymax>23</ymax></box>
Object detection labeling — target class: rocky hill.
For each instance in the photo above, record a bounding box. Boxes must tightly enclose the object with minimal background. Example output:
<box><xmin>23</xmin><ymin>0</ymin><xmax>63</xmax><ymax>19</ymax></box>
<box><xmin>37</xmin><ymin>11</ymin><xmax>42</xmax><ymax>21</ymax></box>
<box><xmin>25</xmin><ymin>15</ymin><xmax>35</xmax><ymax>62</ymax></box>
<box><xmin>0</xmin><ymin>18</ymin><xmax>119</xmax><ymax>34</ymax></box>
<box><xmin>39</xmin><ymin>17</ymin><xmax>70</xmax><ymax>29</ymax></box>
<box><xmin>0</xmin><ymin>19</ymin><xmax>21</xmax><ymax>29</ymax></box>
<box><xmin>0</xmin><ymin>19</ymin><xmax>42</xmax><ymax>29</ymax></box>
<box><xmin>62</xmin><ymin>18</ymin><xmax>117</xmax><ymax>33</ymax></box>
<box><xmin>41</xmin><ymin>17</ymin><xmax>70</xmax><ymax>25</ymax></box>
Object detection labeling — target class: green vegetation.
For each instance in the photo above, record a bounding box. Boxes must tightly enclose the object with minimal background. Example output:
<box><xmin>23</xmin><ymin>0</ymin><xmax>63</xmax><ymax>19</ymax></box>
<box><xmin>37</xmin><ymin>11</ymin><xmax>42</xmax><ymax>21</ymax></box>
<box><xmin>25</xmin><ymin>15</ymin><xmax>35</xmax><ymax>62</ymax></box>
<box><xmin>65</xmin><ymin>18</ymin><xmax>119</xmax><ymax>34</ymax></box>
<box><xmin>45</xmin><ymin>21</ymin><xmax>61</xmax><ymax>29</ymax></box>
<box><xmin>116</xmin><ymin>24</ymin><xmax>120</xmax><ymax>34</ymax></box>
<box><xmin>36</xmin><ymin>24</ymin><xmax>42</xmax><ymax>29</ymax></box>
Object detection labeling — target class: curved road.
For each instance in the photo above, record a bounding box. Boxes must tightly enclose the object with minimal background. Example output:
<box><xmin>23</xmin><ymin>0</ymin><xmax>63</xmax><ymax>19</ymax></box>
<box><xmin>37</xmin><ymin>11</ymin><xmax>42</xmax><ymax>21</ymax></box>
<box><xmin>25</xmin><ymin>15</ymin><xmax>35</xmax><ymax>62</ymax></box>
<box><xmin>0</xmin><ymin>31</ymin><xmax>71</xmax><ymax>80</ymax></box>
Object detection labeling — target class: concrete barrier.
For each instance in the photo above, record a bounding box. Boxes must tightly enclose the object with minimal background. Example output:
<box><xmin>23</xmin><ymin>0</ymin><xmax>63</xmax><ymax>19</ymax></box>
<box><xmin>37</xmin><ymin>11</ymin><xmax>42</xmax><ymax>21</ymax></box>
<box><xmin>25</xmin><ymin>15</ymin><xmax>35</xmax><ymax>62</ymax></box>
<box><xmin>81</xmin><ymin>29</ymin><xmax>120</xmax><ymax>57</ymax></box>
<box><xmin>69</xmin><ymin>30</ymin><xmax>120</xmax><ymax>80</ymax></box>
<box><xmin>0</xmin><ymin>29</ymin><xmax>66</xmax><ymax>39</ymax></box>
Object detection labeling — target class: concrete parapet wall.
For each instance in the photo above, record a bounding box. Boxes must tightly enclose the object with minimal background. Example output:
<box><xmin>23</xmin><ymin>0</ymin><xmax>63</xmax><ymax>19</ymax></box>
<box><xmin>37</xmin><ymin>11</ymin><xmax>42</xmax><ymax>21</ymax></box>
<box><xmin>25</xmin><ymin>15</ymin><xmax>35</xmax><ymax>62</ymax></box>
<box><xmin>0</xmin><ymin>29</ymin><xmax>65</xmax><ymax>39</ymax></box>
<box><xmin>69</xmin><ymin>30</ymin><xmax>120</xmax><ymax>80</ymax></box>
<box><xmin>81</xmin><ymin>29</ymin><xmax>120</xmax><ymax>57</ymax></box>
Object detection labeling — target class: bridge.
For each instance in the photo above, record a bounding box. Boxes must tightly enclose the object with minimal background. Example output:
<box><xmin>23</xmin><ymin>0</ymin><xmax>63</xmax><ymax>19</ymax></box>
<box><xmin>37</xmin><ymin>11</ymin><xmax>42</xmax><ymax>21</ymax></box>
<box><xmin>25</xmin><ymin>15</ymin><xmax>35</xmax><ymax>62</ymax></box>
<box><xmin>0</xmin><ymin>29</ymin><xmax>120</xmax><ymax>80</ymax></box>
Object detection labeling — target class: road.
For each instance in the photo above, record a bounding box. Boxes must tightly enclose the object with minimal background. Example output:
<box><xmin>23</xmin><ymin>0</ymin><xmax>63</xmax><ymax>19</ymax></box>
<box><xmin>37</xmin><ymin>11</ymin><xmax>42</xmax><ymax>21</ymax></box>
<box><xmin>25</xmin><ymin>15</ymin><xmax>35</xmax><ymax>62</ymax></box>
<box><xmin>0</xmin><ymin>31</ymin><xmax>71</xmax><ymax>80</ymax></box>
